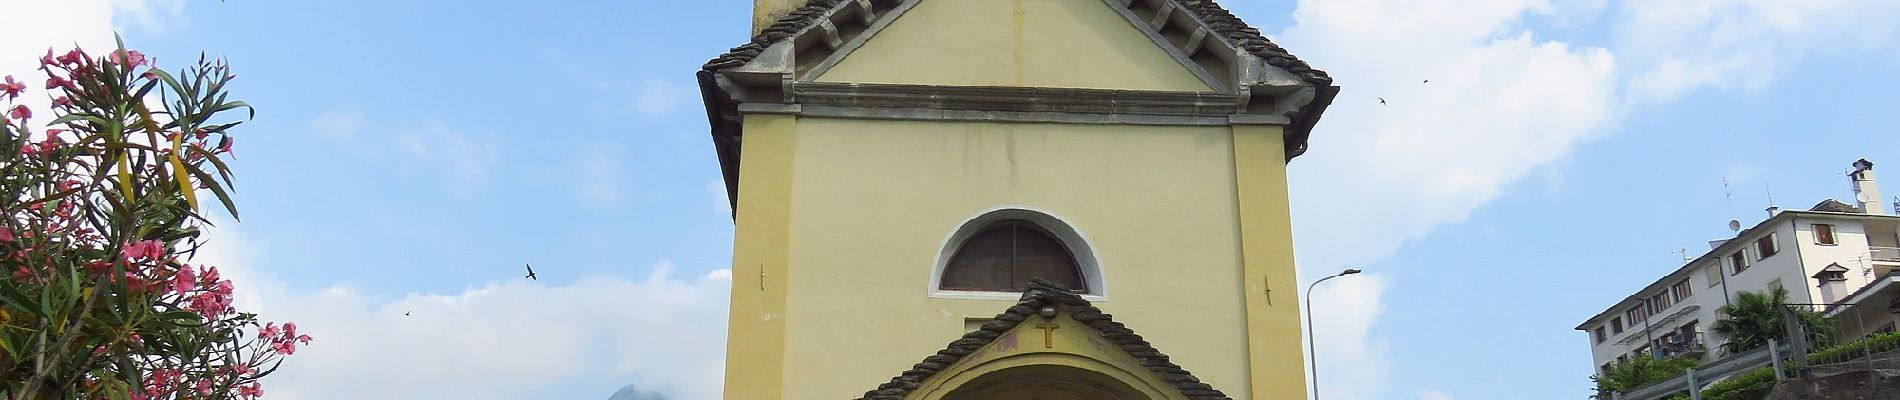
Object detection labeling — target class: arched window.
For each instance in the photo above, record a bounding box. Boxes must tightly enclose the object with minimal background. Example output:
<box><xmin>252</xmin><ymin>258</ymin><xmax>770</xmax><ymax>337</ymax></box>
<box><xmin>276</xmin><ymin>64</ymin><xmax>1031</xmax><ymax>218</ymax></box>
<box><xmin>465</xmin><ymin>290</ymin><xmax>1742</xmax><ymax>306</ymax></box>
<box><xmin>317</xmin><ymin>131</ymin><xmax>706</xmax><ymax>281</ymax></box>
<box><xmin>939</xmin><ymin>220</ymin><xmax>1085</xmax><ymax>292</ymax></box>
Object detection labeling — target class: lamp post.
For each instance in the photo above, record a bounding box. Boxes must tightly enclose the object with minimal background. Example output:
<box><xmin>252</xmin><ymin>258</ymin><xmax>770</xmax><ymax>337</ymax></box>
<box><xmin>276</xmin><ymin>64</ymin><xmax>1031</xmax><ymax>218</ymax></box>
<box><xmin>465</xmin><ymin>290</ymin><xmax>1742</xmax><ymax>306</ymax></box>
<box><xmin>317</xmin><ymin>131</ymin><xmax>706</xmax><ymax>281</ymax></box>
<box><xmin>1306</xmin><ymin>268</ymin><xmax>1361</xmax><ymax>400</ymax></box>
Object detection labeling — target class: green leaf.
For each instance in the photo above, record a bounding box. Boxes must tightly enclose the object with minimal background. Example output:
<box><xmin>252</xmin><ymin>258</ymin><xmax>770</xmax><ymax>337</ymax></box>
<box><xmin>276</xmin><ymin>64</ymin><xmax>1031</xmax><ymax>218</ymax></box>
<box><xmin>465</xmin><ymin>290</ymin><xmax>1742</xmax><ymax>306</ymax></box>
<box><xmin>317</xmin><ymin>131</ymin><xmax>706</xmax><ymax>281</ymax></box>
<box><xmin>48</xmin><ymin>113</ymin><xmax>110</xmax><ymax>127</ymax></box>
<box><xmin>186</xmin><ymin>165</ymin><xmax>239</xmax><ymax>221</ymax></box>
<box><xmin>0</xmin><ymin>284</ymin><xmax>41</xmax><ymax>317</ymax></box>
<box><xmin>132</xmin><ymin>78</ymin><xmax>160</xmax><ymax>100</ymax></box>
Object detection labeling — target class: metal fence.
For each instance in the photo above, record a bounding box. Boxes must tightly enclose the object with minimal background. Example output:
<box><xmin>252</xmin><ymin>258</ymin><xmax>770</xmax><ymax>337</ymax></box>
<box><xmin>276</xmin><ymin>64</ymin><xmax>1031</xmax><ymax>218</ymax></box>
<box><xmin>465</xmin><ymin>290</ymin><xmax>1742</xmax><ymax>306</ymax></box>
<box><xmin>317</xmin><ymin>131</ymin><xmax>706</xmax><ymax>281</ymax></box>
<box><xmin>1787</xmin><ymin>304</ymin><xmax>1899</xmax><ymax>400</ymax></box>
<box><xmin>1615</xmin><ymin>343</ymin><xmax>1779</xmax><ymax>400</ymax></box>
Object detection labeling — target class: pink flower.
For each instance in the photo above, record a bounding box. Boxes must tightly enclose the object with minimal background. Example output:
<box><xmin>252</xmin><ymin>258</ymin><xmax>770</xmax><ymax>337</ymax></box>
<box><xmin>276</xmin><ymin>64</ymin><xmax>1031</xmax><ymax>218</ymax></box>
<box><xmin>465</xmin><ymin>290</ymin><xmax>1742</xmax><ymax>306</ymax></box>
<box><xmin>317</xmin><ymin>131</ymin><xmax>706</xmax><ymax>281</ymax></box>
<box><xmin>7</xmin><ymin>105</ymin><xmax>28</xmax><ymax>120</ymax></box>
<box><xmin>109</xmin><ymin>50</ymin><xmax>146</xmax><ymax>68</ymax></box>
<box><xmin>39</xmin><ymin>49</ymin><xmax>57</xmax><ymax>68</ymax></box>
<box><xmin>52</xmin><ymin>96</ymin><xmax>72</xmax><ymax>107</ymax></box>
<box><xmin>187</xmin><ymin>283</ymin><xmax>233</xmax><ymax>317</ymax></box>
<box><xmin>215</xmin><ymin>137</ymin><xmax>234</xmax><ymax>154</ymax></box>
<box><xmin>0</xmin><ymin>75</ymin><xmax>24</xmax><ymax>99</ymax></box>
<box><xmin>238</xmin><ymin>382</ymin><xmax>263</xmax><ymax>397</ymax></box>
<box><xmin>120</xmin><ymin>240</ymin><xmax>165</xmax><ymax>262</ymax></box>
<box><xmin>36</xmin><ymin>137</ymin><xmax>60</xmax><ymax>155</ymax></box>
<box><xmin>195</xmin><ymin>379</ymin><xmax>212</xmax><ymax>395</ymax></box>
<box><xmin>0</xmin><ymin>228</ymin><xmax>13</xmax><ymax>242</ymax></box>
<box><xmin>56</xmin><ymin>48</ymin><xmax>84</xmax><ymax>66</ymax></box>
<box><xmin>170</xmin><ymin>265</ymin><xmax>196</xmax><ymax>295</ymax></box>
<box><xmin>45</xmin><ymin>76</ymin><xmax>71</xmax><ymax>90</ymax></box>
<box><xmin>19</xmin><ymin>143</ymin><xmax>37</xmax><ymax>157</ymax></box>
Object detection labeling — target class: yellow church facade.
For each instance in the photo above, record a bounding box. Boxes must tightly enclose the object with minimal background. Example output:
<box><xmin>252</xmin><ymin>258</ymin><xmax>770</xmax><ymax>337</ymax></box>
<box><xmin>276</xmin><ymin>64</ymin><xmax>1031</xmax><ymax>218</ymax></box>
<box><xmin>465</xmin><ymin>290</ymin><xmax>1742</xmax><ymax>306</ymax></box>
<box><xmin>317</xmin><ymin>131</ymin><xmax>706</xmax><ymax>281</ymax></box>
<box><xmin>696</xmin><ymin>0</ymin><xmax>1337</xmax><ymax>399</ymax></box>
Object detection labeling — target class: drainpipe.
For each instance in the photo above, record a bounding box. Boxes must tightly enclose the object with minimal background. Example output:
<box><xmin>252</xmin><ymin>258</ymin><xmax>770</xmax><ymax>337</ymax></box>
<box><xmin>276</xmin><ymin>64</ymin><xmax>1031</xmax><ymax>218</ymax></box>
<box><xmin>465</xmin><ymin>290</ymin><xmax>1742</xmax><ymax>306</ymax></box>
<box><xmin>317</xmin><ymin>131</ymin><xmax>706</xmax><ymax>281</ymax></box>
<box><xmin>1789</xmin><ymin>217</ymin><xmax>1811</xmax><ymax>308</ymax></box>
<box><xmin>1644</xmin><ymin>298</ymin><xmax>1659</xmax><ymax>359</ymax></box>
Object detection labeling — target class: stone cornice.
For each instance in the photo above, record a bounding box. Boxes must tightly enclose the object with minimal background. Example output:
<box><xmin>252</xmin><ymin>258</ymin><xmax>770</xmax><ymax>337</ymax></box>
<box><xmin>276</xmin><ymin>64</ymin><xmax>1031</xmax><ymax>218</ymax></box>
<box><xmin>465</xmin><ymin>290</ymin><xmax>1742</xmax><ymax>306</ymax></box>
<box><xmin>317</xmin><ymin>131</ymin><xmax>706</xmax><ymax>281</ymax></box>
<box><xmin>795</xmin><ymin>82</ymin><xmax>1243</xmax><ymax>117</ymax></box>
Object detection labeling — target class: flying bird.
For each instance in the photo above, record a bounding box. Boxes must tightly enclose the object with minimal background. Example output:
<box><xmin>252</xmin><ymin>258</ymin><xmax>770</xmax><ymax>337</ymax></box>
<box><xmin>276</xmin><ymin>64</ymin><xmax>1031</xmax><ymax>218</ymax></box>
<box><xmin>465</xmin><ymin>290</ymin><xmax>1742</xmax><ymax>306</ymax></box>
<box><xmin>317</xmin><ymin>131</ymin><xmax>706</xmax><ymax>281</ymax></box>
<box><xmin>404</xmin><ymin>311</ymin><xmax>411</xmax><ymax>317</ymax></box>
<box><xmin>1377</xmin><ymin>97</ymin><xmax>1387</xmax><ymax>105</ymax></box>
<box><xmin>524</xmin><ymin>263</ymin><xmax>538</xmax><ymax>280</ymax></box>
<box><xmin>1422</xmin><ymin>79</ymin><xmax>1430</xmax><ymax>83</ymax></box>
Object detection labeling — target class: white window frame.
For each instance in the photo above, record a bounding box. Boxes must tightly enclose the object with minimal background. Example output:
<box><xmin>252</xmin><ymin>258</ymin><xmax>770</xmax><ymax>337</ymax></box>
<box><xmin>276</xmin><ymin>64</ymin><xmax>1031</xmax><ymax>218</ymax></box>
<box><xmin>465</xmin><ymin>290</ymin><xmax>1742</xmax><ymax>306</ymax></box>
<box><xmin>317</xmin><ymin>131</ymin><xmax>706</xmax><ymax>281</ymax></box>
<box><xmin>927</xmin><ymin>206</ymin><xmax>1107</xmax><ymax>301</ymax></box>
<box><xmin>1813</xmin><ymin>223</ymin><xmax>1837</xmax><ymax>246</ymax></box>
<box><xmin>1755</xmin><ymin>233</ymin><xmax>1779</xmax><ymax>260</ymax></box>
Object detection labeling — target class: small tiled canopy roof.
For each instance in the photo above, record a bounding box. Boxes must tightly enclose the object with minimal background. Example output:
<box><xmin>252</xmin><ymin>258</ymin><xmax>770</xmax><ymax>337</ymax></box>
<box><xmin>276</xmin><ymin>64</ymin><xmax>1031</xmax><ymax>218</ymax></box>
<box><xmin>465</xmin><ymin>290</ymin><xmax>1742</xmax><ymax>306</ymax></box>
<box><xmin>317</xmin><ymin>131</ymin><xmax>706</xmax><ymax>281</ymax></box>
<box><xmin>855</xmin><ymin>279</ymin><xmax>1234</xmax><ymax>400</ymax></box>
<box><xmin>704</xmin><ymin>0</ymin><xmax>1331</xmax><ymax>86</ymax></box>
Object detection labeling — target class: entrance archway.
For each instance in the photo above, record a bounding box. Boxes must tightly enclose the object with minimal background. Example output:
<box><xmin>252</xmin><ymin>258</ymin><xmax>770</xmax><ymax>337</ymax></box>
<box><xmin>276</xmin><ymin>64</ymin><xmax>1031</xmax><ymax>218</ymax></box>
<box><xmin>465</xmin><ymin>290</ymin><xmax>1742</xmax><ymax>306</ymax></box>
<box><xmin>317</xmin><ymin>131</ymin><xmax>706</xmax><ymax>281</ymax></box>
<box><xmin>942</xmin><ymin>364</ymin><xmax>1151</xmax><ymax>400</ymax></box>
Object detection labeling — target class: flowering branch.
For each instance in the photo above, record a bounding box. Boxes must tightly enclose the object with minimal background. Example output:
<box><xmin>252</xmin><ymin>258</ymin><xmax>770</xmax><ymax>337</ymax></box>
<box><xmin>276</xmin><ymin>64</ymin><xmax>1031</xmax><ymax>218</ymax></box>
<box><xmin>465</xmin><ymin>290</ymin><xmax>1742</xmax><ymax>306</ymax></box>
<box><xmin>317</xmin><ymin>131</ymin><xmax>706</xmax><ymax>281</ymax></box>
<box><xmin>0</xmin><ymin>38</ymin><xmax>302</xmax><ymax>400</ymax></box>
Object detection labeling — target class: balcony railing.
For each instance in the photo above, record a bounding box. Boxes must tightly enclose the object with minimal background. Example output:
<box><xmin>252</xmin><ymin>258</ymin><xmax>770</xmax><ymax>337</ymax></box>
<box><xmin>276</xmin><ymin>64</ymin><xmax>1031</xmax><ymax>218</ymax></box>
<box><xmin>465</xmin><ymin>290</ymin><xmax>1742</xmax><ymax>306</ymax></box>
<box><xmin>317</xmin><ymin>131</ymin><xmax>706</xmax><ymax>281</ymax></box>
<box><xmin>1872</xmin><ymin>246</ymin><xmax>1900</xmax><ymax>263</ymax></box>
<box><xmin>1658</xmin><ymin>332</ymin><xmax>1709</xmax><ymax>358</ymax></box>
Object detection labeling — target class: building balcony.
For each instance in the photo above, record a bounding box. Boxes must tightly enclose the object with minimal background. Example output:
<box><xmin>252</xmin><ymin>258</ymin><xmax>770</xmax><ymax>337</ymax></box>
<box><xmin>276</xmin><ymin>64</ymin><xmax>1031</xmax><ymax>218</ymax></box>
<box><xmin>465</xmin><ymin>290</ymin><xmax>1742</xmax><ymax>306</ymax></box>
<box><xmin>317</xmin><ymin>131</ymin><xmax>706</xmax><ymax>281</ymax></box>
<box><xmin>1658</xmin><ymin>332</ymin><xmax>1709</xmax><ymax>358</ymax></box>
<box><xmin>1873</xmin><ymin>246</ymin><xmax>1900</xmax><ymax>263</ymax></box>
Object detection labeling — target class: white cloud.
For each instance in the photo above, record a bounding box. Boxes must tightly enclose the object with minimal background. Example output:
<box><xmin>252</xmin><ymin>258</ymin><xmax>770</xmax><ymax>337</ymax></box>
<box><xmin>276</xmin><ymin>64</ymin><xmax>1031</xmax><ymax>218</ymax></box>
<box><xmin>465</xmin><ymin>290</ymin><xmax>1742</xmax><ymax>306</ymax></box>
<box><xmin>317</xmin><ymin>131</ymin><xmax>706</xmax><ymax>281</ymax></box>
<box><xmin>1306</xmin><ymin>274</ymin><xmax>1392</xmax><ymax>400</ymax></box>
<box><xmin>1418</xmin><ymin>388</ymin><xmax>1454</xmax><ymax>400</ymax></box>
<box><xmin>0</xmin><ymin>0</ymin><xmax>182</xmax><ymax>127</ymax></box>
<box><xmin>707</xmin><ymin>180</ymin><xmax>730</xmax><ymax>215</ymax></box>
<box><xmin>311</xmin><ymin>111</ymin><xmax>367</xmax><ymax>138</ymax></box>
<box><xmin>578</xmin><ymin>143</ymin><xmax>630</xmax><ymax>206</ymax></box>
<box><xmin>1274</xmin><ymin>0</ymin><xmax>1900</xmax><ymax>399</ymax></box>
<box><xmin>1615</xmin><ymin>0</ymin><xmax>1900</xmax><ymax>104</ymax></box>
<box><xmin>395</xmin><ymin>122</ymin><xmax>500</xmax><ymax>194</ymax></box>
<box><xmin>1279</xmin><ymin>1</ymin><xmax>1617</xmax><ymax>397</ymax></box>
<box><xmin>195</xmin><ymin>220</ymin><xmax>731</xmax><ymax>400</ymax></box>
<box><xmin>633</xmin><ymin>78</ymin><xmax>689</xmax><ymax>116</ymax></box>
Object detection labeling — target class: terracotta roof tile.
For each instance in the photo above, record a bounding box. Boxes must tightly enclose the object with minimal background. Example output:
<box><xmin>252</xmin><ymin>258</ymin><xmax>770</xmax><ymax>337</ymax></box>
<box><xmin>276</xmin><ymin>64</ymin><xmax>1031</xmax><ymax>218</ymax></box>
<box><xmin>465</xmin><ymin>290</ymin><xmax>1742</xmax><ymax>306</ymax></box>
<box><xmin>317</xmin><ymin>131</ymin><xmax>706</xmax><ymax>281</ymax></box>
<box><xmin>1811</xmin><ymin>199</ymin><xmax>1863</xmax><ymax>213</ymax></box>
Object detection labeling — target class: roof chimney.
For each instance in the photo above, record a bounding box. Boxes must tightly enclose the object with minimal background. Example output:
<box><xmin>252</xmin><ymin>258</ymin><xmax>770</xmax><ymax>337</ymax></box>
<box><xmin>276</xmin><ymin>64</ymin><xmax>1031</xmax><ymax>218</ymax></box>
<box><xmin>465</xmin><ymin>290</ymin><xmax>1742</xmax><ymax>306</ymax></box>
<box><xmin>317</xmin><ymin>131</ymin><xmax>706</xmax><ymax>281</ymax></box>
<box><xmin>1851</xmin><ymin>159</ymin><xmax>1885</xmax><ymax>215</ymax></box>
<box><xmin>752</xmin><ymin>0</ymin><xmax>806</xmax><ymax>35</ymax></box>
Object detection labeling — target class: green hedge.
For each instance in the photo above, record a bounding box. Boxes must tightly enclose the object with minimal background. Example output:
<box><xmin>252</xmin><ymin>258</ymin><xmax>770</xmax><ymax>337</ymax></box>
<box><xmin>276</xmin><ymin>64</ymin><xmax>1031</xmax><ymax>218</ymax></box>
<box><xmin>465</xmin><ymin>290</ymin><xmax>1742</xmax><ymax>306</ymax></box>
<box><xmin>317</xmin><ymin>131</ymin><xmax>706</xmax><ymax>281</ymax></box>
<box><xmin>1687</xmin><ymin>332</ymin><xmax>1899</xmax><ymax>400</ymax></box>
<box><xmin>1702</xmin><ymin>367</ymin><xmax>1777</xmax><ymax>400</ymax></box>
<box><xmin>1806</xmin><ymin>331</ymin><xmax>1900</xmax><ymax>365</ymax></box>
<box><xmin>1593</xmin><ymin>356</ymin><xmax>1702</xmax><ymax>398</ymax></box>
<box><xmin>1598</xmin><ymin>332</ymin><xmax>1900</xmax><ymax>400</ymax></box>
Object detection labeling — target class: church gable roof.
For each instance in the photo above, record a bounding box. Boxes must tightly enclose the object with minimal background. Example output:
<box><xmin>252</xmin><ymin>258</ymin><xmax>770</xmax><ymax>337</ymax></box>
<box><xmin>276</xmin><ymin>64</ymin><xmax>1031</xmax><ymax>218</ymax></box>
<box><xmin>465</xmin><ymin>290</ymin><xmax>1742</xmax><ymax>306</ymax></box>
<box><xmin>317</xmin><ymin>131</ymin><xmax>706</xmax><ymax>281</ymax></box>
<box><xmin>704</xmin><ymin>0</ymin><xmax>1331</xmax><ymax>86</ymax></box>
<box><xmin>697</xmin><ymin>0</ymin><xmax>1340</xmax><ymax>213</ymax></box>
<box><xmin>856</xmin><ymin>279</ymin><xmax>1233</xmax><ymax>400</ymax></box>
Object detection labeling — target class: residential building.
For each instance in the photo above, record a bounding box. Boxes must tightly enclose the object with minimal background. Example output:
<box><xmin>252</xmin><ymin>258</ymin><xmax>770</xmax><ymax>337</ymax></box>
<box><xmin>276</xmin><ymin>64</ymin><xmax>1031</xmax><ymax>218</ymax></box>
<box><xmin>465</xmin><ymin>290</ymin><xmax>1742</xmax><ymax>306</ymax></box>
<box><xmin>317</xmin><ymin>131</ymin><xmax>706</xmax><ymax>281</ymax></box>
<box><xmin>1575</xmin><ymin>159</ymin><xmax>1900</xmax><ymax>376</ymax></box>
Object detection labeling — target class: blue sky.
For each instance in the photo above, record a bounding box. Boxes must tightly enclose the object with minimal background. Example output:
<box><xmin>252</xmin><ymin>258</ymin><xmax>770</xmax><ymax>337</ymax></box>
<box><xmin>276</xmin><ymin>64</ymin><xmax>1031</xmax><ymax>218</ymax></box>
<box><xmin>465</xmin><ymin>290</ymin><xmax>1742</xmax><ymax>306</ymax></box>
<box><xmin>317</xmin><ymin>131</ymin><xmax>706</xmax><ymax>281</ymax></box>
<box><xmin>7</xmin><ymin>0</ymin><xmax>1900</xmax><ymax>399</ymax></box>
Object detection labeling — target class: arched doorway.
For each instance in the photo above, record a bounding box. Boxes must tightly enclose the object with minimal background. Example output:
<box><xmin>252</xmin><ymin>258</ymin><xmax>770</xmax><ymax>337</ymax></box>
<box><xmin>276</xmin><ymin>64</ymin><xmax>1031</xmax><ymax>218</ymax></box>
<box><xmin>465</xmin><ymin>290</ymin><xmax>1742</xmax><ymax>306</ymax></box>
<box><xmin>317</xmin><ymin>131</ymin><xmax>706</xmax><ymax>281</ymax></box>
<box><xmin>941</xmin><ymin>365</ymin><xmax>1151</xmax><ymax>400</ymax></box>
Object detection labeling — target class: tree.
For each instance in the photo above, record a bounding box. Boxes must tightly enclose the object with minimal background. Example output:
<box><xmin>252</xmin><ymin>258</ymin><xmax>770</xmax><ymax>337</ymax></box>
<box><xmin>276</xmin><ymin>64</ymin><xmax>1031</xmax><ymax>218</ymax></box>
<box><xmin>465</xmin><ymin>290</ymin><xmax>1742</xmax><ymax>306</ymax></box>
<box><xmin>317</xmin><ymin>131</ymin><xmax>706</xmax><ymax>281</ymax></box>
<box><xmin>1711</xmin><ymin>286</ymin><xmax>1834</xmax><ymax>353</ymax></box>
<box><xmin>1590</xmin><ymin>355</ymin><xmax>1700</xmax><ymax>399</ymax></box>
<box><xmin>0</xmin><ymin>41</ymin><xmax>306</xmax><ymax>399</ymax></box>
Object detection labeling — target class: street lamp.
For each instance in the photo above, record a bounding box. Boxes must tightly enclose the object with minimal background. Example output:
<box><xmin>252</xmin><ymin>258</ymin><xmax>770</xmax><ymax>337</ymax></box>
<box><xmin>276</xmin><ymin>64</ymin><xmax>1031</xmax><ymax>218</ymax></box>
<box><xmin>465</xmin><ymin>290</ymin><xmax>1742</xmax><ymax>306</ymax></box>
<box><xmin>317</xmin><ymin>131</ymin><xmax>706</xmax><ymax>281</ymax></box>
<box><xmin>1307</xmin><ymin>268</ymin><xmax>1361</xmax><ymax>400</ymax></box>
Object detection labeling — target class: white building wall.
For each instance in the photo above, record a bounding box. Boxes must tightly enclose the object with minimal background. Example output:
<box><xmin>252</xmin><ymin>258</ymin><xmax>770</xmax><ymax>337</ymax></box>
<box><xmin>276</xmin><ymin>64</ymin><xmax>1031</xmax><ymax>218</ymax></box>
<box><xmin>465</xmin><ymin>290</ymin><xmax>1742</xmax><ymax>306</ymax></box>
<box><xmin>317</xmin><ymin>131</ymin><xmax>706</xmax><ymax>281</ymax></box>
<box><xmin>1582</xmin><ymin>214</ymin><xmax>1900</xmax><ymax>372</ymax></box>
<box><xmin>1791</xmin><ymin>218</ymin><xmax>1877</xmax><ymax>302</ymax></box>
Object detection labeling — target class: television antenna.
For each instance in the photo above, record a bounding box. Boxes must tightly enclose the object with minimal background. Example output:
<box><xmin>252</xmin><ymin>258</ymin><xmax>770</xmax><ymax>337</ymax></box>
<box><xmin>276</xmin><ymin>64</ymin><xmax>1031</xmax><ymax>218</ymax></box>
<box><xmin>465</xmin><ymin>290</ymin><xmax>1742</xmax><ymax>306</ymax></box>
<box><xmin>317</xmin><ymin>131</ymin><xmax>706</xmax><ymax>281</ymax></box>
<box><xmin>1722</xmin><ymin>176</ymin><xmax>1736</xmax><ymax>220</ymax></box>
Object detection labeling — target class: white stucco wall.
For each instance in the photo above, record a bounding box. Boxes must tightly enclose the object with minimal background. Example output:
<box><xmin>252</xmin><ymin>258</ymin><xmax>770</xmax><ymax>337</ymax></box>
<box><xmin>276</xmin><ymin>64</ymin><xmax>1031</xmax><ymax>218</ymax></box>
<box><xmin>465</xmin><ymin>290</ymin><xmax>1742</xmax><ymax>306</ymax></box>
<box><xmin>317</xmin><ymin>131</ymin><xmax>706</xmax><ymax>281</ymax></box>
<box><xmin>1581</xmin><ymin>213</ymin><xmax>1900</xmax><ymax>371</ymax></box>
